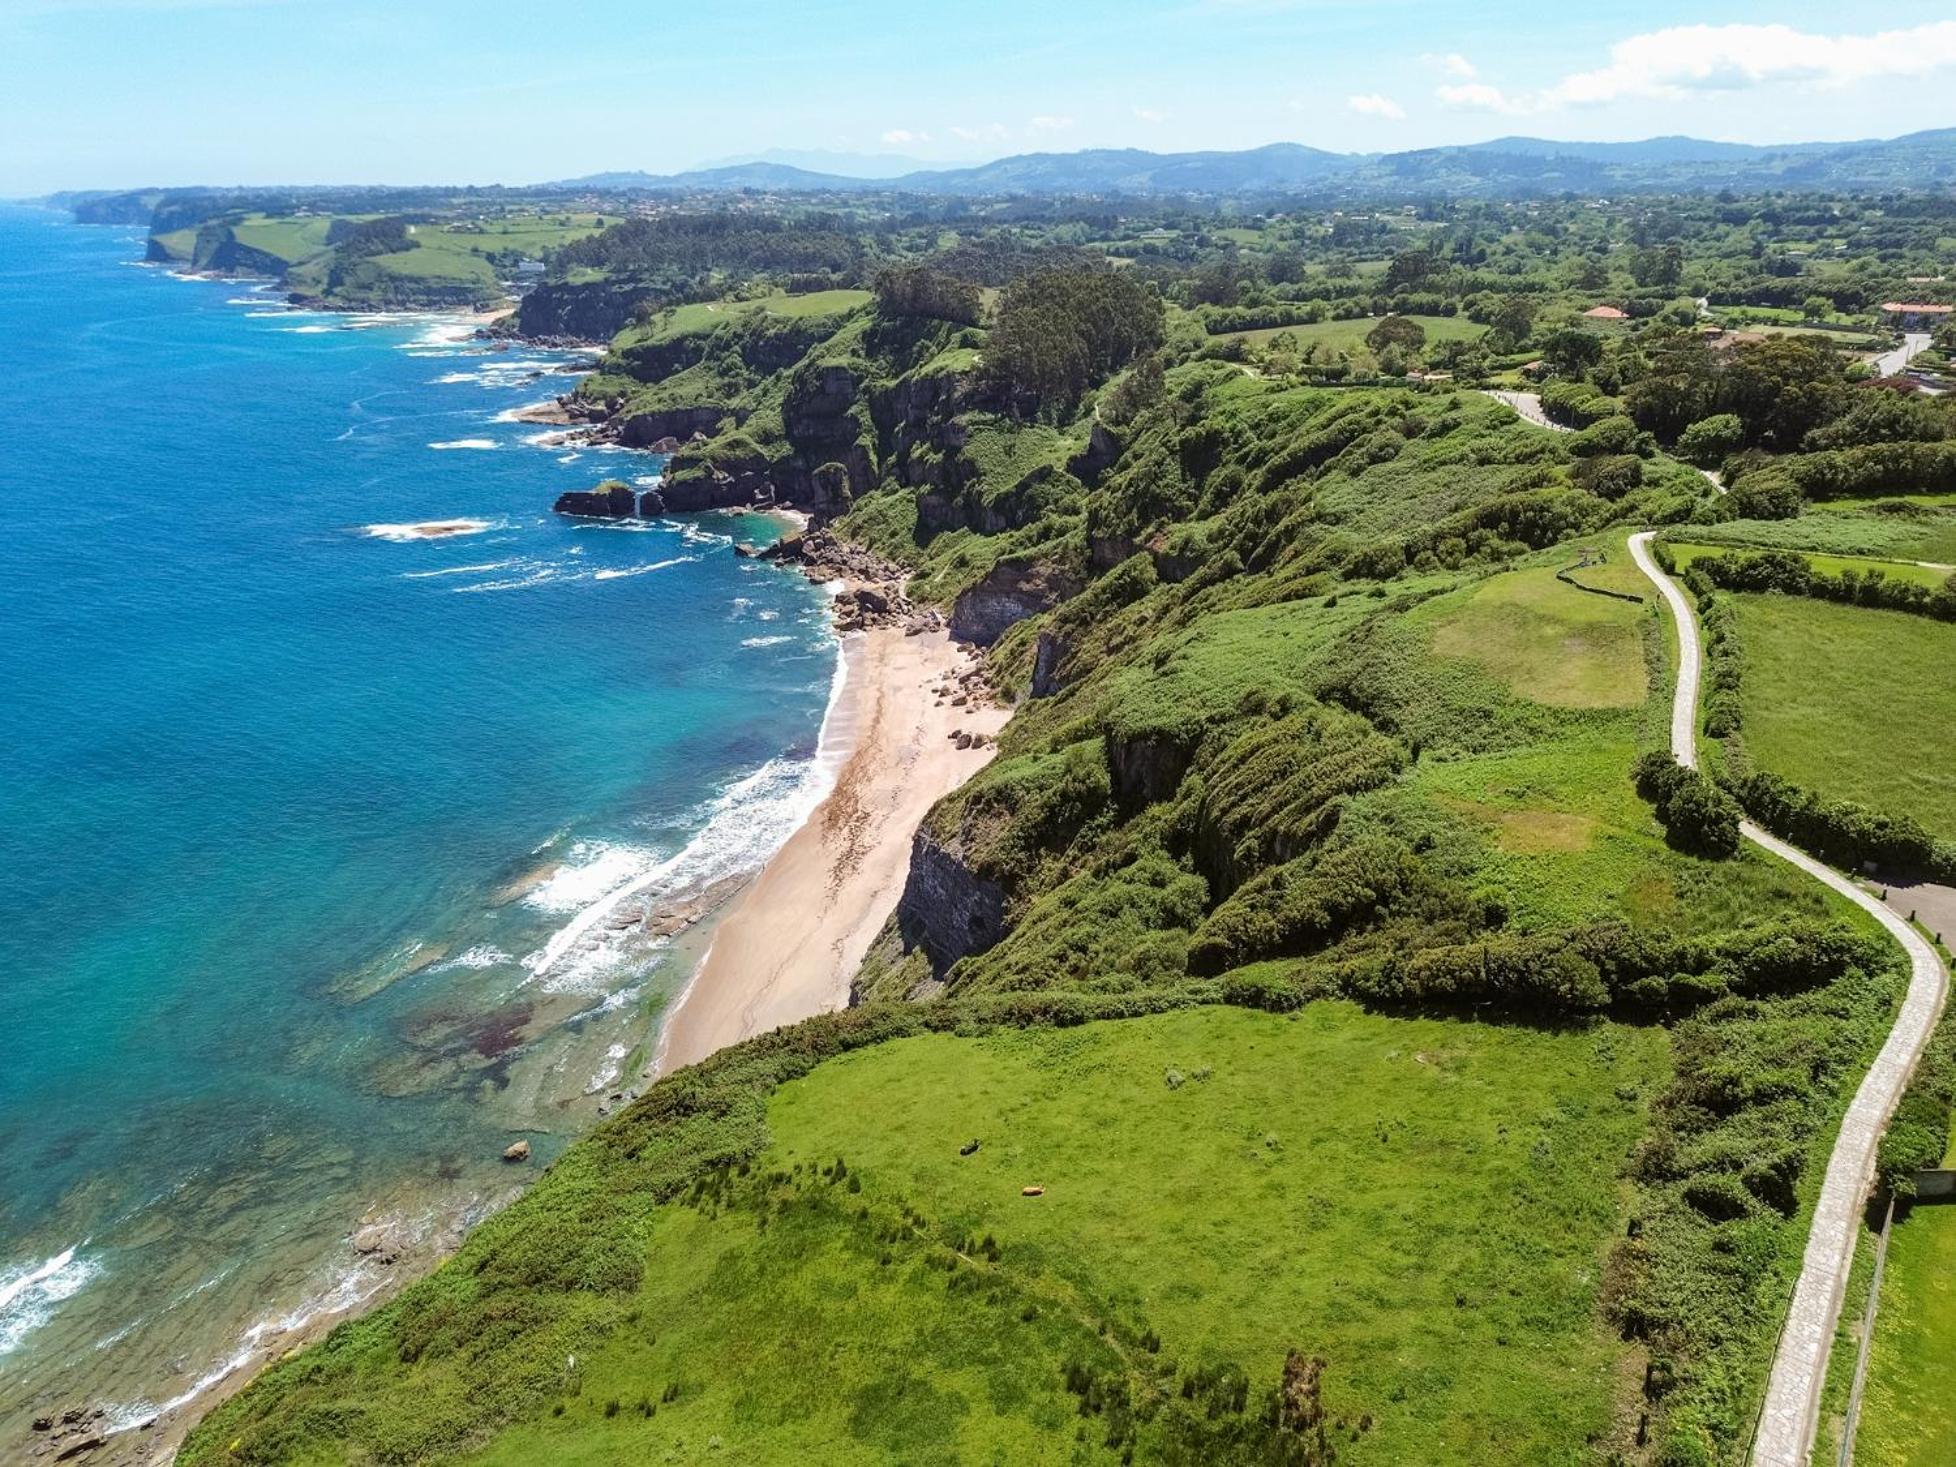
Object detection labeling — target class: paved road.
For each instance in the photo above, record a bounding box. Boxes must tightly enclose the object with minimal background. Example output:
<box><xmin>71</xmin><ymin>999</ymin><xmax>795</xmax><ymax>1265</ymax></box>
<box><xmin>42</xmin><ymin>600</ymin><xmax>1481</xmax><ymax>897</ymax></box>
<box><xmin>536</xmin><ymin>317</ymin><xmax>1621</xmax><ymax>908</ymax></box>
<box><xmin>1874</xmin><ymin>332</ymin><xmax>1933</xmax><ymax>379</ymax></box>
<box><xmin>1629</xmin><ymin>532</ymin><xmax>1950</xmax><ymax>1467</ymax></box>
<box><xmin>1481</xmin><ymin>389</ymin><xmax>1571</xmax><ymax>432</ymax></box>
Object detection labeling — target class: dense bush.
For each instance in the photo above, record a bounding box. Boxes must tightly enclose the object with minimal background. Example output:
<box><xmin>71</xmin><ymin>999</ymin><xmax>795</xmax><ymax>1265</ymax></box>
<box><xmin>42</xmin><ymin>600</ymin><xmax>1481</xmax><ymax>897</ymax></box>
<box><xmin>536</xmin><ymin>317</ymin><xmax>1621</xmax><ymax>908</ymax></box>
<box><xmin>1633</xmin><ymin>752</ymin><xmax>1742</xmax><ymax>858</ymax></box>
<box><xmin>1676</xmin><ymin>413</ymin><xmax>1745</xmax><ymax>466</ymax></box>
<box><xmin>1539</xmin><ymin>380</ymin><xmax>1621</xmax><ymax>428</ymax></box>
<box><xmin>1727</xmin><ymin>769</ymin><xmax>1956</xmax><ymax>882</ymax></box>
<box><xmin>1694</xmin><ymin>547</ymin><xmax>1956</xmax><ymax>621</ymax></box>
<box><xmin>1189</xmin><ymin>836</ymin><xmax>1420</xmax><ymax>975</ymax></box>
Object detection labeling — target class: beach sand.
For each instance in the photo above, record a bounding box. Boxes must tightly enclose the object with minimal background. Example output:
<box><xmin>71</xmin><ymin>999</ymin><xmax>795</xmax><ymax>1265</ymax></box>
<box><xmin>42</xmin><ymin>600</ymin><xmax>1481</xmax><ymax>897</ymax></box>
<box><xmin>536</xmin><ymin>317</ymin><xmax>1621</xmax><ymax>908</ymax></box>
<box><xmin>656</xmin><ymin>626</ymin><xmax>1006</xmax><ymax>1072</ymax></box>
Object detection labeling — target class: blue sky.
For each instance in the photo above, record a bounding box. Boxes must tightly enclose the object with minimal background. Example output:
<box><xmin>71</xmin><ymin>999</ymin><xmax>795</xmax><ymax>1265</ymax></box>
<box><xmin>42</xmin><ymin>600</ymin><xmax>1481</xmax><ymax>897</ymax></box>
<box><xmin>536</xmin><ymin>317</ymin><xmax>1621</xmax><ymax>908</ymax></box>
<box><xmin>2</xmin><ymin>0</ymin><xmax>1952</xmax><ymax>193</ymax></box>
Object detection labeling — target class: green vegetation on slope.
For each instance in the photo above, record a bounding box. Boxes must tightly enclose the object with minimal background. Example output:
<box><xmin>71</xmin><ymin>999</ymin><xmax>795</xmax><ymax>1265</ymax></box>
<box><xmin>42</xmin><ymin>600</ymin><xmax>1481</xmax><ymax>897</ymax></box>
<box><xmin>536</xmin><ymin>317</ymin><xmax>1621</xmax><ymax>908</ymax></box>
<box><xmin>1729</xmin><ymin>595</ymin><xmax>1956</xmax><ymax>839</ymax></box>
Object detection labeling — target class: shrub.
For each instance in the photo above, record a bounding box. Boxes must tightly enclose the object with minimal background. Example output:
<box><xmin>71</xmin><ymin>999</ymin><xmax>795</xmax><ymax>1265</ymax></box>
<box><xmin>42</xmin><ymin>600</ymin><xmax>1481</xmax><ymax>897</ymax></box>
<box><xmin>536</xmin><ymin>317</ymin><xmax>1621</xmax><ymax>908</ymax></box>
<box><xmin>1539</xmin><ymin>380</ymin><xmax>1620</xmax><ymax>428</ymax></box>
<box><xmin>1573</xmin><ymin>453</ymin><xmax>1644</xmax><ymax>500</ymax></box>
<box><xmin>1633</xmin><ymin>753</ymin><xmax>1741</xmax><ymax>858</ymax></box>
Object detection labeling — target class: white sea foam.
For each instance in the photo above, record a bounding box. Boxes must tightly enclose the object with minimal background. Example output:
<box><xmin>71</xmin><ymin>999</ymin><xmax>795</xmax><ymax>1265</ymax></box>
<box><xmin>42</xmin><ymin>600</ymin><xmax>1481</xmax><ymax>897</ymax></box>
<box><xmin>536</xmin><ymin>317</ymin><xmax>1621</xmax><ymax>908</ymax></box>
<box><xmin>678</xmin><ymin>523</ymin><xmax>734</xmax><ymax>548</ymax></box>
<box><xmin>523</xmin><ymin>640</ymin><xmax>849</xmax><ymax>991</ymax></box>
<box><xmin>586</xmin><ymin>1042</ymin><xmax>631</xmax><ymax>1094</ymax></box>
<box><xmin>556</xmin><ymin>453</ymin><xmax>583</xmax><ymax>464</ymax></box>
<box><xmin>451</xmin><ymin>565</ymin><xmax>560</xmax><ymax>594</ymax></box>
<box><xmin>427</xmin><ymin>438</ymin><xmax>498</xmax><ymax>451</ymax></box>
<box><xmin>431</xmin><ymin>944</ymin><xmax>513</xmax><ymax>972</ymax></box>
<box><xmin>282</xmin><ymin>324</ymin><xmax>337</xmax><ymax>335</ymax></box>
<box><xmin>360</xmin><ymin>519</ymin><xmax>497</xmax><ymax>543</ymax></box>
<box><xmin>0</xmin><ymin>1246</ymin><xmax>100</xmax><ymax>1356</ymax></box>
<box><xmin>593</xmin><ymin>556</ymin><xmax>695</xmax><ymax>581</ymax></box>
<box><xmin>740</xmin><ymin>634</ymin><xmax>793</xmax><ymax>648</ymax></box>
<box><xmin>104</xmin><ymin>1255</ymin><xmax>399</xmax><ymax>1434</ymax></box>
<box><xmin>402</xmin><ymin>559</ymin><xmax>517</xmax><ymax>579</ymax></box>
<box><xmin>433</xmin><ymin>371</ymin><xmax>477</xmax><ymax>385</ymax></box>
<box><xmin>756</xmin><ymin>608</ymin><xmax>780</xmax><ymax>621</ymax></box>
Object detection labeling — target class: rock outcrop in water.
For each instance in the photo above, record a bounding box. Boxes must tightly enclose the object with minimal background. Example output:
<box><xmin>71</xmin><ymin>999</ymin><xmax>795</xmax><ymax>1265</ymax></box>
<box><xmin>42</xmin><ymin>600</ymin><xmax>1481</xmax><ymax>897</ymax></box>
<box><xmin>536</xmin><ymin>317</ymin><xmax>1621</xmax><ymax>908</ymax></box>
<box><xmin>551</xmin><ymin>480</ymin><xmax>642</xmax><ymax>519</ymax></box>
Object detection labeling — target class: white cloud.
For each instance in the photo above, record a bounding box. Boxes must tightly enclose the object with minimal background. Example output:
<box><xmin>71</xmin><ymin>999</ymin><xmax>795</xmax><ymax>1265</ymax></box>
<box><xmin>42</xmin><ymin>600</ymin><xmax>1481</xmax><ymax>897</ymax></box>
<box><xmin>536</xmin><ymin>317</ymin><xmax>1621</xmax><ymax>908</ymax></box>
<box><xmin>1346</xmin><ymin>93</ymin><xmax>1406</xmax><ymax>120</ymax></box>
<box><xmin>950</xmin><ymin>123</ymin><xmax>1011</xmax><ymax>143</ymax></box>
<box><xmin>1436</xmin><ymin>81</ymin><xmax>1527</xmax><ymax>115</ymax></box>
<box><xmin>1027</xmin><ymin>115</ymin><xmax>1077</xmax><ymax>133</ymax></box>
<box><xmin>1421</xmin><ymin>52</ymin><xmax>1477</xmax><ymax>79</ymax></box>
<box><xmin>1133</xmin><ymin>106</ymin><xmax>1168</xmax><ymax>123</ymax></box>
<box><xmin>880</xmin><ymin>128</ymin><xmax>931</xmax><ymax>145</ymax></box>
<box><xmin>1436</xmin><ymin>21</ymin><xmax>1956</xmax><ymax>116</ymax></box>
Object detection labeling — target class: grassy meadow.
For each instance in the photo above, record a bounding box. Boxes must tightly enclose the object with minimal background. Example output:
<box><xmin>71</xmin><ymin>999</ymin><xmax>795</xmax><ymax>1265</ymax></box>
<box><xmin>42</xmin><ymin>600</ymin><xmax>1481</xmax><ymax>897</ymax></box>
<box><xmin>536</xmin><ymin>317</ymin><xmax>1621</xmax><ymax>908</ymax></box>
<box><xmin>462</xmin><ymin>1005</ymin><xmax>1669</xmax><ymax>1466</ymax></box>
<box><xmin>1665</xmin><ymin>541</ymin><xmax>1951</xmax><ymax>591</ymax></box>
<box><xmin>1729</xmin><ymin>594</ymin><xmax>1956</xmax><ymax>838</ymax></box>
<box><xmin>1397</xmin><ymin>533</ymin><xmax>1844</xmax><ymax>934</ymax></box>
<box><xmin>1210</xmin><ymin>313</ymin><xmax>1485</xmax><ymax>355</ymax></box>
<box><xmin>1853</xmin><ymin>1203</ymin><xmax>1956</xmax><ymax>1466</ymax></box>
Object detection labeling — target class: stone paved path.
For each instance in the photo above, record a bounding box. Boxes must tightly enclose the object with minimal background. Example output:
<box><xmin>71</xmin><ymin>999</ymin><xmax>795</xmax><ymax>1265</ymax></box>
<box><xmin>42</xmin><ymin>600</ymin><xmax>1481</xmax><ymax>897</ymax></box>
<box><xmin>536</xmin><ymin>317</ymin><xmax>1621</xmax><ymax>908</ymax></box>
<box><xmin>1629</xmin><ymin>532</ymin><xmax>1949</xmax><ymax>1467</ymax></box>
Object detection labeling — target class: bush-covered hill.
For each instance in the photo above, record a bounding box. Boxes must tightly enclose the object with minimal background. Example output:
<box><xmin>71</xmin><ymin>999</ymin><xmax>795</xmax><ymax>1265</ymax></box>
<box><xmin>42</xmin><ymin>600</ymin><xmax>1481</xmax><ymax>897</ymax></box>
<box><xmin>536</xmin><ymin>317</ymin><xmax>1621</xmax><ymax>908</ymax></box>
<box><xmin>185</xmin><ymin>274</ymin><xmax>1912</xmax><ymax>1466</ymax></box>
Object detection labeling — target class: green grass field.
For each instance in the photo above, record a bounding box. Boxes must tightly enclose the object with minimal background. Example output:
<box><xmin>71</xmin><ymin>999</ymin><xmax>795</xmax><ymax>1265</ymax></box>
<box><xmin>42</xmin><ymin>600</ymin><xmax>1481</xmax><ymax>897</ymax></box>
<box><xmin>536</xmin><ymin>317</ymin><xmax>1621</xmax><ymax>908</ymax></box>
<box><xmin>1667</xmin><ymin>541</ymin><xmax>1952</xmax><ymax>590</ymax></box>
<box><xmin>630</xmin><ymin>289</ymin><xmax>874</xmax><ymax>344</ymax></box>
<box><xmin>1426</xmin><ymin>550</ymin><xmax>1650</xmax><ymax>709</ymax></box>
<box><xmin>229</xmin><ymin>214</ymin><xmax>335</xmax><ymax>264</ymax></box>
<box><xmin>463</xmin><ymin>1004</ymin><xmax>1669</xmax><ymax>1466</ymax></box>
<box><xmin>1403</xmin><ymin>535</ymin><xmax>1844</xmax><ymax>934</ymax></box>
<box><xmin>1214</xmin><ymin>313</ymin><xmax>1486</xmax><ymax>354</ymax></box>
<box><xmin>1853</xmin><ymin>1204</ymin><xmax>1956</xmax><ymax>1466</ymax></box>
<box><xmin>1666</xmin><ymin>509</ymin><xmax>1956</xmax><ymax>569</ymax></box>
<box><xmin>1731</xmin><ymin>594</ymin><xmax>1956</xmax><ymax>838</ymax></box>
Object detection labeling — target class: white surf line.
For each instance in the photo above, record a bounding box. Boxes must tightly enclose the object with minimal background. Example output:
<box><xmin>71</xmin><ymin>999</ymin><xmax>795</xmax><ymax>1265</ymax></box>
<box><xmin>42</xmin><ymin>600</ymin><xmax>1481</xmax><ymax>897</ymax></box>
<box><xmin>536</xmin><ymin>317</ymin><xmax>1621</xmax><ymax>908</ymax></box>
<box><xmin>1629</xmin><ymin>531</ymin><xmax>1949</xmax><ymax>1467</ymax></box>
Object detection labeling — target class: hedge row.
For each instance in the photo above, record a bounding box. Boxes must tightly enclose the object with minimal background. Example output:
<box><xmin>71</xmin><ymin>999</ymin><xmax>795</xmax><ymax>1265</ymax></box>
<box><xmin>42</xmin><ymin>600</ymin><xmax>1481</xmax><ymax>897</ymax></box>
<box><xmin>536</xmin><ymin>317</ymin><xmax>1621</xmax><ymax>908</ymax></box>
<box><xmin>1693</xmin><ymin>547</ymin><xmax>1956</xmax><ymax>622</ymax></box>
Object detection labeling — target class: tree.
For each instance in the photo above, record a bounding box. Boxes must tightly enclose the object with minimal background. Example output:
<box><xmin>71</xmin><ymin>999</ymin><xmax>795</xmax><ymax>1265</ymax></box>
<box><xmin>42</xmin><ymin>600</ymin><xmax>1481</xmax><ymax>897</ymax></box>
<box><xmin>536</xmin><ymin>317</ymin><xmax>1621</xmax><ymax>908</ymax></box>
<box><xmin>1676</xmin><ymin>413</ymin><xmax>1744</xmax><ymax>466</ymax></box>
<box><xmin>985</xmin><ymin>269</ymin><xmax>1164</xmax><ymax>418</ymax></box>
<box><xmin>871</xmin><ymin>265</ymin><xmax>981</xmax><ymax>325</ymax></box>
<box><xmin>1384</xmin><ymin>249</ymin><xmax>1435</xmax><ymax>292</ymax></box>
<box><xmin>1488</xmin><ymin>294</ymin><xmax>1538</xmax><ymax>349</ymax></box>
<box><xmin>1364</xmin><ymin>314</ymin><xmax>1427</xmax><ymax>357</ymax></box>
<box><xmin>1800</xmin><ymin>295</ymin><xmax>1833</xmax><ymax>322</ymax></box>
<box><xmin>1543</xmin><ymin>327</ymin><xmax>1603</xmax><ymax>375</ymax></box>
<box><xmin>1630</xmin><ymin>244</ymin><xmax>1684</xmax><ymax>289</ymax></box>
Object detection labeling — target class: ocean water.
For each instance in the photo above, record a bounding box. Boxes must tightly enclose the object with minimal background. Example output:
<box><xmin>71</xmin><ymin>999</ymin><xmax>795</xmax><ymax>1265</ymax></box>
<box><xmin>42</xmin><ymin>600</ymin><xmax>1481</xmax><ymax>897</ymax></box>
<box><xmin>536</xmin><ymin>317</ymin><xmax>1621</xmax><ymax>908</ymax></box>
<box><xmin>0</xmin><ymin>206</ymin><xmax>838</xmax><ymax>1441</ymax></box>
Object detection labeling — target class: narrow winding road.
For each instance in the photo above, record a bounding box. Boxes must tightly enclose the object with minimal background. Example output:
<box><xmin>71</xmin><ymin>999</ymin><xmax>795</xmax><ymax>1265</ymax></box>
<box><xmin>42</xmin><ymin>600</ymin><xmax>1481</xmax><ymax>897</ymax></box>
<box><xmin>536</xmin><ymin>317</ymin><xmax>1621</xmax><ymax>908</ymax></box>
<box><xmin>1480</xmin><ymin>388</ymin><xmax>1570</xmax><ymax>432</ymax></box>
<box><xmin>1628</xmin><ymin>532</ymin><xmax>1949</xmax><ymax>1467</ymax></box>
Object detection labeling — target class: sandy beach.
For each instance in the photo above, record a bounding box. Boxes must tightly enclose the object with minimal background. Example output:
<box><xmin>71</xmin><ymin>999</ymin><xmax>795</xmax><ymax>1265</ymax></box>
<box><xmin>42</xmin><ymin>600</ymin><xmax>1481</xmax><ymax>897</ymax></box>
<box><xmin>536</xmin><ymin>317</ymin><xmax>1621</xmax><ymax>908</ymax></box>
<box><xmin>656</xmin><ymin>625</ymin><xmax>1007</xmax><ymax>1071</ymax></box>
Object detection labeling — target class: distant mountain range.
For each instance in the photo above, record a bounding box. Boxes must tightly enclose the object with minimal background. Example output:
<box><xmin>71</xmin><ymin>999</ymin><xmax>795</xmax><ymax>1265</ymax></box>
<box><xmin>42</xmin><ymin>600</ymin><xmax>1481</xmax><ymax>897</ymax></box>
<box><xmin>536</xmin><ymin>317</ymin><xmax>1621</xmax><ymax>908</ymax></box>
<box><xmin>546</xmin><ymin>128</ymin><xmax>1956</xmax><ymax>198</ymax></box>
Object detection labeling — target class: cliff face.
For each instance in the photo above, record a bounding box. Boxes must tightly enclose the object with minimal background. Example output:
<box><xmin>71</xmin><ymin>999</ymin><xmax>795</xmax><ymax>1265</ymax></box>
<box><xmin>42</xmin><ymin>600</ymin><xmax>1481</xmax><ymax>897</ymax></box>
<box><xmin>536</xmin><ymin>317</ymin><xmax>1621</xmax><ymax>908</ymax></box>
<box><xmin>893</xmin><ymin>828</ymin><xmax>1008</xmax><ymax>976</ymax></box>
<box><xmin>618</xmin><ymin>405</ymin><xmax>732</xmax><ymax>447</ymax></box>
<box><xmin>948</xmin><ymin>558</ymin><xmax>1083</xmax><ymax>646</ymax></box>
<box><xmin>516</xmin><ymin>280</ymin><xmax>653</xmax><ymax>343</ymax></box>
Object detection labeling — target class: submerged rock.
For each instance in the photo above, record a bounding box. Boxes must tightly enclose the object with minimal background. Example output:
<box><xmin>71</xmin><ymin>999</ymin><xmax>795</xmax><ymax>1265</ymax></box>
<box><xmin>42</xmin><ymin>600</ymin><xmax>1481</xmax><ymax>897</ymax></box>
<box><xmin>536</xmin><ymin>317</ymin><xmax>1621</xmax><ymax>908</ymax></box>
<box><xmin>502</xmin><ymin>1139</ymin><xmax>531</xmax><ymax>1163</ymax></box>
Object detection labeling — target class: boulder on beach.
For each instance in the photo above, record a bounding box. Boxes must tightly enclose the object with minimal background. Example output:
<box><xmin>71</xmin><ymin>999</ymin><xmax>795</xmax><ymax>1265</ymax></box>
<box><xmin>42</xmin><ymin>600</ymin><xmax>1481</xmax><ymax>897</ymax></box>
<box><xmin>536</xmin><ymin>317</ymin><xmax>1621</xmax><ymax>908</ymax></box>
<box><xmin>502</xmin><ymin>1139</ymin><xmax>531</xmax><ymax>1163</ymax></box>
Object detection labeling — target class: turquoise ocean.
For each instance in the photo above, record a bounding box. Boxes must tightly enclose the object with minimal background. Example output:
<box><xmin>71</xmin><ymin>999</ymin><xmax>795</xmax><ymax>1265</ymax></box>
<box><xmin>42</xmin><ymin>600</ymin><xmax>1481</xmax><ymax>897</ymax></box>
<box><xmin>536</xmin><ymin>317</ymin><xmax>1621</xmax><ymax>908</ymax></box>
<box><xmin>0</xmin><ymin>205</ymin><xmax>839</xmax><ymax>1442</ymax></box>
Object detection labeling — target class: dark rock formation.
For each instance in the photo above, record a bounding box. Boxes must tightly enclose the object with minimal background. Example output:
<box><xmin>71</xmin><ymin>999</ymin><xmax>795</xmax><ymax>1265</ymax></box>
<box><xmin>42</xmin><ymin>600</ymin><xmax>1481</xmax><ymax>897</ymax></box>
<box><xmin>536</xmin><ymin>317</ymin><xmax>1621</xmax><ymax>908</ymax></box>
<box><xmin>948</xmin><ymin>559</ymin><xmax>1082</xmax><ymax>646</ymax></box>
<box><xmin>1030</xmin><ymin>628</ymin><xmax>1071</xmax><ymax>698</ymax></box>
<box><xmin>28</xmin><ymin>1405</ymin><xmax>108</xmax><ymax>1460</ymax></box>
<box><xmin>515</xmin><ymin>279</ymin><xmax>654</xmax><ymax>342</ymax></box>
<box><xmin>552</xmin><ymin>481</ymin><xmax>640</xmax><ymax>519</ymax></box>
<box><xmin>895</xmin><ymin>828</ymin><xmax>1007</xmax><ymax>975</ymax></box>
<box><xmin>1068</xmin><ymin>419</ymin><xmax>1126</xmax><ymax>484</ymax></box>
<box><xmin>618</xmin><ymin>404</ymin><xmax>732</xmax><ymax>447</ymax></box>
<box><xmin>1105</xmin><ymin>730</ymin><xmax>1195</xmax><ymax>808</ymax></box>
